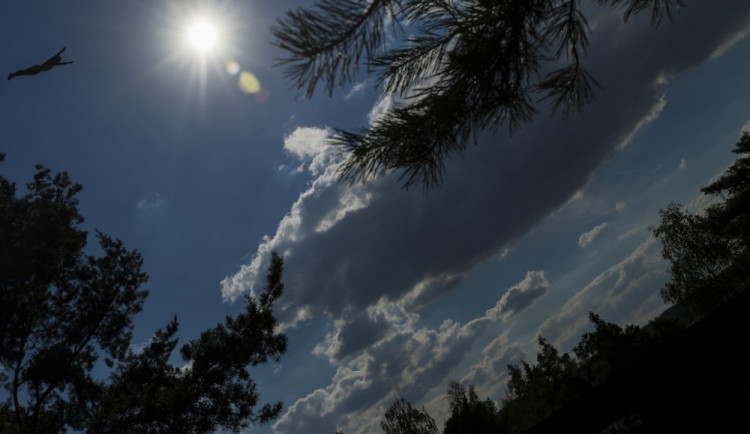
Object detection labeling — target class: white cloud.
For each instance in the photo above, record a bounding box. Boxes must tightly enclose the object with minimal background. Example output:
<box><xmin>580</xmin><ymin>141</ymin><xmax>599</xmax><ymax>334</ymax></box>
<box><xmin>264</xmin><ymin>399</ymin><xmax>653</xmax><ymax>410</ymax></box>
<box><xmin>459</xmin><ymin>331</ymin><xmax>526</xmax><ymax>401</ymax></box>
<box><xmin>368</xmin><ymin>95</ymin><xmax>393</xmax><ymax>125</ymax></box>
<box><xmin>487</xmin><ymin>270</ymin><xmax>550</xmax><ymax>321</ymax></box>
<box><xmin>578</xmin><ymin>222</ymin><xmax>608</xmax><ymax>248</ymax></box>
<box><xmin>615</xmin><ymin>200</ymin><xmax>626</xmax><ymax>212</ymax></box>
<box><xmin>136</xmin><ymin>192</ymin><xmax>165</xmax><ymax>214</ymax></box>
<box><xmin>275</xmin><ymin>311</ymin><xmax>494</xmax><ymax>434</ymax></box>
<box><xmin>678</xmin><ymin>158</ymin><xmax>686</xmax><ymax>169</ymax></box>
<box><xmin>283</xmin><ymin>127</ymin><xmax>335</xmax><ymax>176</ymax></box>
<box><xmin>709</xmin><ymin>27</ymin><xmax>750</xmax><ymax>60</ymax></box>
<box><xmin>344</xmin><ymin>81</ymin><xmax>367</xmax><ymax>100</ymax></box>
<box><xmin>615</xmin><ymin>95</ymin><xmax>667</xmax><ymax>151</ymax></box>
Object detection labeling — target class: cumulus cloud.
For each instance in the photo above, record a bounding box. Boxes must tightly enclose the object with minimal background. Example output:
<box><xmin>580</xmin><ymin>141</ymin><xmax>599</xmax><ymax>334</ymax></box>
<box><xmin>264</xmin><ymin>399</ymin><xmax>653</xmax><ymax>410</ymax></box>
<box><xmin>487</xmin><ymin>271</ymin><xmax>550</xmax><ymax>321</ymax></box>
<box><xmin>312</xmin><ymin>301</ymin><xmax>415</xmax><ymax>363</ymax></box>
<box><xmin>283</xmin><ymin>126</ymin><xmax>335</xmax><ymax>176</ymax></box>
<box><xmin>276</xmin><ymin>309</ymin><xmax>494</xmax><ymax>434</ymax></box>
<box><xmin>223</xmin><ymin>1</ymin><xmax>750</xmax><ymax>324</ymax></box>
<box><xmin>578</xmin><ymin>222</ymin><xmax>608</xmax><ymax>248</ymax></box>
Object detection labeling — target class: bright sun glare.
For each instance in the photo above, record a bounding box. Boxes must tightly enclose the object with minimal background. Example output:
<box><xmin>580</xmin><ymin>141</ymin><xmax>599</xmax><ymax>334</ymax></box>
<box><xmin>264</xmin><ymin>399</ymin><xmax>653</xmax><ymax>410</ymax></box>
<box><xmin>187</xmin><ymin>20</ymin><xmax>219</xmax><ymax>52</ymax></box>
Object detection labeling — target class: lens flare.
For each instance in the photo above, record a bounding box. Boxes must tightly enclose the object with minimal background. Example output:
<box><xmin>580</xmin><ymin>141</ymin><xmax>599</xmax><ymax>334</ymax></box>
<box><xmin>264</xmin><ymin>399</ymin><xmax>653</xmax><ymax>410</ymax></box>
<box><xmin>225</xmin><ymin>60</ymin><xmax>240</xmax><ymax>75</ymax></box>
<box><xmin>238</xmin><ymin>71</ymin><xmax>261</xmax><ymax>93</ymax></box>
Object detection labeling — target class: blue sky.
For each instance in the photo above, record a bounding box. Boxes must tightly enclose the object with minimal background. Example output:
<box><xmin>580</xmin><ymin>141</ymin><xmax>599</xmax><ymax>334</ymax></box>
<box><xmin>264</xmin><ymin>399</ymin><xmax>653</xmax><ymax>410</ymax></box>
<box><xmin>2</xmin><ymin>1</ymin><xmax>750</xmax><ymax>433</ymax></box>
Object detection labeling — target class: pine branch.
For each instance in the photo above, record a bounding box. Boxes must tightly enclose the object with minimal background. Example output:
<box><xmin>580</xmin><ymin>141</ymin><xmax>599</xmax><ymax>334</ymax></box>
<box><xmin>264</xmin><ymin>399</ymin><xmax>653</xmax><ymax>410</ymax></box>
<box><xmin>271</xmin><ymin>0</ymin><xmax>402</xmax><ymax>97</ymax></box>
<box><xmin>273</xmin><ymin>0</ymin><xmax>683</xmax><ymax>189</ymax></box>
<box><xmin>333</xmin><ymin>92</ymin><xmax>475</xmax><ymax>190</ymax></box>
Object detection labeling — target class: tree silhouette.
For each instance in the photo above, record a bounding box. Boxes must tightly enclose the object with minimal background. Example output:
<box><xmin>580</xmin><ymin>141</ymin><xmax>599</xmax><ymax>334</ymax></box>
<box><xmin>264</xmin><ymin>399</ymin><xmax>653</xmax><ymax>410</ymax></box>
<box><xmin>443</xmin><ymin>381</ymin><xmax>499</xmax><ymax>434</ymax></box>
<box><xmin>653</xmin><ymin>132</ymin><xmax>750</xmax><ymax>320</ymax></box>
<box><xmin>0</xmin><ymin>157</ymin><xmax>287</xmax><ymax>433</ymax></box>
<box><xmin>88</xmin><ymin>251</ymin><xmax>286</xmax><ymax>433</ymax></box>
<box><xmin>380</xmin><ymin>397</ymin><xmax>438</xmax><ymax>434</ymax></box>
<box><xmin>498</xmin><ymin>336</ymin><xmax>586</xmax><ymax>433</ymax></box>
<box><xmin>0</xmin><ymin>157</ymin><xmax>147</xmax><ymax>432</ymax></box>
<box><xmin>572</xmin><ymin>313</ymin><xmax>682</xmax><ymax>385</ymax></box>
<box><xmin>272</xmin><ymin>0</ymin><xmax>684</xmax><ymax>189</ymax></box>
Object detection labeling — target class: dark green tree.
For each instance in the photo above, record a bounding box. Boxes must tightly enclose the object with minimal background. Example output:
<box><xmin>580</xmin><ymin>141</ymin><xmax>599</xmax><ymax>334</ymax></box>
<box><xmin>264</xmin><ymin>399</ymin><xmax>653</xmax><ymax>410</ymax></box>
<box><xmin>572</xmin><ymin>312</ymin><xmax>682</xmax><ymax>385</ymax></box>
<box><xmin>495</xmin><ymin>315</ymin><xmax>681</xmax><ymax>433</ymax></box>
<box><xmin>442</xmin><ymin>381</ymin><xmax>499</xmax><ymax>434</ymax></box>
<box><xmin>653</xmin><ymin>132</ymin><xmax>750</xmax><ymax>320</ymax></box>
<box><xmin>0</xmin><ymin>158</ymin><xmax>287</xmax><ymax>433</ymax></box>
<box><xmin>0</xmin><ymin>157</ymin><xmax>148</xmax><ymax>433</ymax></box>
<box><xmin>88</xmin><ymin>251</ymin><xmax>287</xmax><ymax>433</ymax></box>
<box><xmin>273</xmin><ymin>0</ymin><xmax>684</xmax><ymax>189</ymax></box>
<box><xmin>380</xmin><ymin>397</ymin><xmax>438</xmax><ymax>434</ymax></box>
<box><xmin>498</xmin><ymin>336</ymin><xmax>586</xmax><ymax>433</ymax></box>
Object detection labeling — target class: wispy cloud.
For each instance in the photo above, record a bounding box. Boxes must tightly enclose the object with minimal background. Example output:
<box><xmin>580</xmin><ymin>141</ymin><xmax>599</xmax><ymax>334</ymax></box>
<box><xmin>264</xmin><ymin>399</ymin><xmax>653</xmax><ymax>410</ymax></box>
<box><xmin>344</xmin><ymin>81</ymin><xmax>367</xmax><ymax>100</ymax></box>
<box><xmin>539</xmin><ymin>237</ymin><xmax>666</xmax><ymax>349</ymax></box>
<box><xmin>578</xmin><ymin>222</ymin><xmax>608</xmax><ymax>248</ymax></box>
<box><xmin>135</xmin><ymin>192</ymin><xmax>166</xmax><ymax>216</ymax></box>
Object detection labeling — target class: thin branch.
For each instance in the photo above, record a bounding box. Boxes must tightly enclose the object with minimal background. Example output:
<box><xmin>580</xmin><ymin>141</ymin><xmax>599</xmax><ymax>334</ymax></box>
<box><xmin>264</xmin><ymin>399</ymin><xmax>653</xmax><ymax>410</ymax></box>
<box><xmin>272</xmin><ymin>0</ymin><xmax>401</xmax><ymax>97</ymax></box>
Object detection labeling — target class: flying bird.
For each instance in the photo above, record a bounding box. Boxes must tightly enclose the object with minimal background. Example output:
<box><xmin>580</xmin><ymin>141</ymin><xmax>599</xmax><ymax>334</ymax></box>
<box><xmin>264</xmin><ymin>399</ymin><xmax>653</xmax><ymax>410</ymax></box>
<box><xmin>8</xmin><ymin>46</ymin><xmax>73</xmax><ymax>80</ymax></box>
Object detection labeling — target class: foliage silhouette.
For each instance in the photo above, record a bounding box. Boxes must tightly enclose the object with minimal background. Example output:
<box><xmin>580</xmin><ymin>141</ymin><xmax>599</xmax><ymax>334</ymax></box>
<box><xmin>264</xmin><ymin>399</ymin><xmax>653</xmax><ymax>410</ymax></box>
<box><xmin>499</xmin><ymin>336</ymin><xmax>587</xmax><ymax>433</ymax></box>
<box><xmin>652</xmin><ymin>132</ymin><xmax>750</xmax><ymax>320</ymax></box>
<box><xmin>380</xmin><ymin>397</ymin><xmax>438</xmax><ymax>434</ymax></box>
<box><xmin>442</xmin><ymin>381</ymin><xmax>499</xmax><ymax>434</ymax></box>
<box><xmin>272</xmin><ymin>0</ymin><xmax>684</xmax><ymax>189</ymax></box>
<box><xmin>0</xmin><ymin>158</ymin><xmax>287</xmax><ymax>433</ymax></box>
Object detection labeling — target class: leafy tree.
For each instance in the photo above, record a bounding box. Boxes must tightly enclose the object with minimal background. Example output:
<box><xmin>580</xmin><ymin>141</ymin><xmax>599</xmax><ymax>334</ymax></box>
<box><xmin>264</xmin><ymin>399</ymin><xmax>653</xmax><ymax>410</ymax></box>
<box><xmin>573</xmin><ymin>312</ymin><xmax>682</xmax><ymax>385</ymax></box>
<box><xmin>273</xmin><ymin>0</ymin><xmax>684</xmax><ymax>189</ymax></box>
<box><xmin>88</xmin><ymin>251</ymin><xmax>287</xmax><ymax>433</ymax></box>
<box><xmin>442</xmin><ymin>381</ymin><xmax>499</xmax><ymax>434</ymax></box>
<box><xmin>0</xmin><ymin>157</ymin><xmax>287</xmax><ymax>433</ymax></box>
<box><xmin>495</xmin><ymin>315</ymin><xmax>682</xmax><ymax>432</ymax></box>
<box><xmin>380</xmin><ymin>397</ymin><xmax>438</xmax><ymax>434</ymax></box>
<box><xmin>652</xmin><ymin>132</ymin><xmax>750</xmax><ymax>319</ymax></box>
<box><xmin>498</xmin><ymin>336</ymin><xmax>586</xmax><ymax>433</ymax></box>
<box><xmin>0</xmin><ymin>157</ymin><xmax>148</xmax><ymax>433</ymax></box>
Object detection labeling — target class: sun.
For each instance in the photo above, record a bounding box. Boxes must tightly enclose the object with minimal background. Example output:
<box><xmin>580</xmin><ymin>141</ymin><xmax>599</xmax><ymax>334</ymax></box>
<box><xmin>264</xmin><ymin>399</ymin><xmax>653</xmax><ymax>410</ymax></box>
<box><xmin>187</xmin><ymin>19</ymin><xmax>219</xmax><ymax>53</ymax></box>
